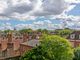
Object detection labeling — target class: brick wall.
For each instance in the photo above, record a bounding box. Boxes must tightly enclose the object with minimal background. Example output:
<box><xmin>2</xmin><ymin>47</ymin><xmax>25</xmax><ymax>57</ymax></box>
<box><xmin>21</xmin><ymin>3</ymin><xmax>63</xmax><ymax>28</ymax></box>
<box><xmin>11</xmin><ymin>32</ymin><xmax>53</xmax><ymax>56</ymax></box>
<box><xmin>69</xmin><ymin>40</ymin><xmax>80</xmax><ymax>47</ymax></box>
<box><xmin>20</xmin><ymin>44</ymin><xmax>32</xmax><ymax>55</ymax></box>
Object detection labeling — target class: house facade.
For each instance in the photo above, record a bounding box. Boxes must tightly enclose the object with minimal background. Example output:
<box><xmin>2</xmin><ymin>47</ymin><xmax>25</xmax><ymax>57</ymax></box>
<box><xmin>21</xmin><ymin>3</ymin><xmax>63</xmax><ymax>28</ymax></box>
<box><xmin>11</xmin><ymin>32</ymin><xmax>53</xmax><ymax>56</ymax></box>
<box><xmin>20</xmin><ymin>40</ymin><xmax>40</xmax><ymax>55</ymax></box>
<box><xmin>0</xmin><ymin>32</ymin><xmax>22</xmax><ymax>60</ymax></box>
<box><xmin>67</xmin><ymin>31</ymin><xmax>80</xmax><ymax>47</ymax></box>
<box><xmin>0</xmin><ymin>31</ymin><xmax>41</xmax><ymax>60</ymax></box>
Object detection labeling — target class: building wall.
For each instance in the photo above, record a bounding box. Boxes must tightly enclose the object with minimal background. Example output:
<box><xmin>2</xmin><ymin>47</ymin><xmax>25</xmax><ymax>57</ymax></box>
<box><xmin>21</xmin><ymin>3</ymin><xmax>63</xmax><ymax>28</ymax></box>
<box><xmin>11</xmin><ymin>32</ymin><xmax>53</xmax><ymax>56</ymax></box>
<box><xmin>23</xmin><ymin>33</ymin><xmax>29</xmax><ymax>42</ymax></box>
<box><xmin>20</xmin><ymin>44</ymin><xmax>32</xmax><ymax>55</ymax></box>
<box><xmin>7</xmin><ymin>34</ymin><xmax>12</xmax><ymax>43</ymax></box>
<box><xmin>69</xmin><ymin>40</ymin><xmax>80</xmax><ymax>47</ymax></box>
<box><xmin>0</xmin><ymin>32</ymin><xmax>41</xmax><ymax>60</ymax></box>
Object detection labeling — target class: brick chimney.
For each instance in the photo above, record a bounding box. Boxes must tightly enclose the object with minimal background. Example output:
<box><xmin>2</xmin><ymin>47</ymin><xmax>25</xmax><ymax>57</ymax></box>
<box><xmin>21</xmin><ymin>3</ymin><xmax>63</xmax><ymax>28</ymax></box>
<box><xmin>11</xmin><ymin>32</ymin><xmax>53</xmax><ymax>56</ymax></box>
<box><xmin>23</xmin><ymin>33</ymin><xmax>29</xmax><ymax>42</ymax></box>
<box><xmin>7</xmin><ymin>32</ymin><xmax>12</xmax><ymax>43</ymax></box>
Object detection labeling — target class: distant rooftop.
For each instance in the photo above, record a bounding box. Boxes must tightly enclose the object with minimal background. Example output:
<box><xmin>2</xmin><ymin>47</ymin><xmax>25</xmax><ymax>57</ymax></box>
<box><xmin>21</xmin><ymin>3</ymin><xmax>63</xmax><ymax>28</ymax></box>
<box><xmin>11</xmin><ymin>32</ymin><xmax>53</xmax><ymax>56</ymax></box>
<box><xmin>21</xmin><ymin>40</ymin><xmax>40</xmax><ymax>47</ymax></box>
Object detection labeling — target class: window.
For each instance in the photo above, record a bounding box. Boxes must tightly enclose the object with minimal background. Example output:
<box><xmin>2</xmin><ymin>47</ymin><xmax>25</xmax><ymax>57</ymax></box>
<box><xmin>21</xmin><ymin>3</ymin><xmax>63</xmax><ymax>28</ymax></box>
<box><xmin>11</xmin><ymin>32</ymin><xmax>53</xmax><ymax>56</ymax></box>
<box><xmin>79</xmin><ymin>35</ymin><xmax>80</xmax><ymax>39</ymax></box>
<box><xmin>2</xmin><ymin>50</ymin><xmax>7</xmax><ymax>57</ymax></box>
<box><xmin>70</xmin><ymin>34</ymin><xmax>75</xmax><ymax>39</ymax></box>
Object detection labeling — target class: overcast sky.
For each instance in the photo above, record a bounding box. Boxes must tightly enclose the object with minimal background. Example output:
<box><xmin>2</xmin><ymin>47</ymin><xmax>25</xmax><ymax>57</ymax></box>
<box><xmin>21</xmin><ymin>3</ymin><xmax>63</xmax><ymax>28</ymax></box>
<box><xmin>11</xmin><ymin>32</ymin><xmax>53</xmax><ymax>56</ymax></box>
<box><xmin>0</xmin><ymin>0</ymin><xmax>80</xmax><ymax>30</ymax></box>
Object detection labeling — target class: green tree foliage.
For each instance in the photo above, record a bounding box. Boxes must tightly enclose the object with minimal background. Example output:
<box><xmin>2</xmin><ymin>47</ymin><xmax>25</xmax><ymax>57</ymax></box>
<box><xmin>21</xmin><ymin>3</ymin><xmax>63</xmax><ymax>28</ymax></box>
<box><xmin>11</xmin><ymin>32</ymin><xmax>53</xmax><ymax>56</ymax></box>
<box><xmin>37</xmin><ymin>29</ymin><xmax>48</xmax><ymax>34</ymax></box>
<box><xmin>54</xmin><ymin>28</ymin><xmax>73</xmax><ymax>38</ymax></box>
<box><xmin>19</xmin><ymin>28</ymin><xmax>32</xmax><ymax>33</ymax></box>
<box><xmin>74</xmin><ymin>46</ymin><xmax>80</xmax><ymax>60</ymax></box>
<box><xmin>20</xmin><ymin>35</ymin><xmax>74</xmax><ymax>60</ymax></box>
<box><xmin>20</xmin><ymin>46</ymin><xmax>53</xmax><ymax>60</ymax></box>
<box><xmin>4</xmin><ymin>29</ymin><xmax>13</xmax><ymax>34</ymax></box>
<box><xmin>37</xmin><ymin>29</ymin><xmax>42</xmax><ymax>32</ymax></box>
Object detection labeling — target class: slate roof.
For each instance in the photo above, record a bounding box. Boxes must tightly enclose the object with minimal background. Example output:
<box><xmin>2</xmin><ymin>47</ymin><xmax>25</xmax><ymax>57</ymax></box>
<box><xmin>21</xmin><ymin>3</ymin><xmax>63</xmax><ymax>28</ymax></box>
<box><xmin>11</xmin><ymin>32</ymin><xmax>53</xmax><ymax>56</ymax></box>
<box><xmin>21</xmin><ymin>39</ymin><xmax>40</xmax><ymax>47</ymax></box>
<box><xmin>67</xmin><ymin>31</ymin><xmax>80</xmax><ymax>40</ymax></box>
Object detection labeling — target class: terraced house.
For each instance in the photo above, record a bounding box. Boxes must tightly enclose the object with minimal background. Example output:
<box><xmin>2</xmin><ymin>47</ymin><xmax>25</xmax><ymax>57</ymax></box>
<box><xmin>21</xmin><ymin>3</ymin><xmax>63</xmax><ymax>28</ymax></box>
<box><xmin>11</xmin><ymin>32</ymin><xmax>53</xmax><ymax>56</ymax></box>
<box><xmin>67</xmin><ymin>31</ymin><xmax>80</xmax><ymax>47</ymax></box>
<box><xmin>1</xmin><ymin>30</ymin><xmax>80</xmax><ymax>60</ymax></box>
<box><xmin>0</xmin><ymin>31</ymin><xmax>41</xmax><ymax>60</ymax></box>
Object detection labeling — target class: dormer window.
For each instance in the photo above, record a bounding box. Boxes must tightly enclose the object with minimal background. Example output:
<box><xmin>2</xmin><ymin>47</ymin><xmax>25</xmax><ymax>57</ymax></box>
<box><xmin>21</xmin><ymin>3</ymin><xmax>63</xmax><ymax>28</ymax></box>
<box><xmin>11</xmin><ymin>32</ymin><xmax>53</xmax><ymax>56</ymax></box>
<box><xmin>70</xmin><ymin>34</ymin><xmax>75</xmax><ymax>39</ymax></box>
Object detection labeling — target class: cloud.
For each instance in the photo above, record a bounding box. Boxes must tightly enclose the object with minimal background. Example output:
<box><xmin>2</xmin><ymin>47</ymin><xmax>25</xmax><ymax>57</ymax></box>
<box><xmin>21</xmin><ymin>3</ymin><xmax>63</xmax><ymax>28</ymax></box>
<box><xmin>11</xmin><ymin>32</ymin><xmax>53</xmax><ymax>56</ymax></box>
<box><xmin>0</xmin><ymin>1</ymin><xmax>8</xmax><ymax>14</ymax></box>
<box><xmin>0</xmin><ymin>17</ymin><xmax>80</xmax><ymax>30</ymax></box>
<box><xmin>0</xmin><ymin>23</ymin><xmax>13</xmax><ymax>30</ymax></box>
<box><xmin>14</xmin><ymin>20</ymin><xmax>64</xmax><ymax>30</ymax></box>
<box><xmin>68</xmin><ymin>22</ymin><xmax>80</xmax><ymax>30</ymax></box>
<box><xmin>32</xmin><ymin>0</ymin><xmax>67</xmax><ymax>16</ymax></box>
<box><xmin>0</xmin><ymin>0</ymin><xmax>67</xmax><ymax>20</ymax></box>
<box><xmin>65</xmin><ymin>0</ymin><xmax>80</xmax><ymax>3</ymax></box>
<box><xmin>0</xmin><ymin>0</ymin><xmax>79</xmax><ymax>30</ymax></box>
<box><xmin>65</xmin><ymin>4</ymin><xmax>76</xmax><ymax>13</ymax></box>
<box><xmin>15</xmin><ymin>24</ymin><xmax>35</xmax><ymax>30</ymax></box>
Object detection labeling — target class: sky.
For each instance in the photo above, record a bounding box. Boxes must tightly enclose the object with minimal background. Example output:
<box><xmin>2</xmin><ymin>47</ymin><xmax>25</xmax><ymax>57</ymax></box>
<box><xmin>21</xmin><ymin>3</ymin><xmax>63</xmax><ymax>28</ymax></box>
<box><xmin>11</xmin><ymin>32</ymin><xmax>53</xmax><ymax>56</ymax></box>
<box><xmin>0</xmin><ymin>0</ymin><xmax>80</xmax><ymax>30</ymax></box>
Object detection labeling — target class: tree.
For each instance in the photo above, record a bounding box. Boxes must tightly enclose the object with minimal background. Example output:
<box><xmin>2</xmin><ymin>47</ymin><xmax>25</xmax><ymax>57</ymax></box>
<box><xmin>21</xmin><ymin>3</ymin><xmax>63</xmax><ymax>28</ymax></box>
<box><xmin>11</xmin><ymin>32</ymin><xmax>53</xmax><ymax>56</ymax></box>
<box><xmin>54</xmin><ymin>29</ymin><xmax>73</xmax><ymax>38</ymax></box>
<box><xmin>4</xmin><ymin>29</ymin><xmax>13</xmax><ymax>34</ymax></box>
<box><xmin>20</xmin><ymin>35</ymin><xmax>74</xmax><ymax>60</ymax></box>
<box><xmin>19</xmin><ymin>28</ymin><xmax>32</xmax><ymax>34</ymax></box>
<box><xmin>20</xmin><ymin>46</ymin><xmax>54</xmax><ymax>60</ymax></box>
<box><xmin>42</xmin><ymin>29</ymin><xmax>48</xmax><ymax>33</ymax></box>
<box><xmin>40</xmin><ymin>35</ymin><xmax>74</xmax><ymax>60</ymax></box>
<box><xmin>74</xmin><ymin>46</ymin><xmax>80</xmax><ymax>60</ymax></box>
<box><xmin>37</xmin><ymin>29</ymin><xmax>42</xmax><ymax>32</ymax></box>
<box><xmin>37</xmin><ymin>29</ymin><xmax>49</xmax><ymax>34</ymax></box>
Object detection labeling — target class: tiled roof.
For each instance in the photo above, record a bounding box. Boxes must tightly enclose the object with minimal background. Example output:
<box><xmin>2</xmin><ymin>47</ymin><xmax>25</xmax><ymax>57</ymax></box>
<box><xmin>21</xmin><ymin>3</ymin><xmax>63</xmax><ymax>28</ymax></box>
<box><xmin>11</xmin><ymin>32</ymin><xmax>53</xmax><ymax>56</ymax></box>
<box><xmin>21</xmin><ymin>40</ymin><xmax>40</xmax><ymax>47</ymax></box>
<box><xmin>12</xmin><ymin>32</ymin><xmax>22</xmax><ymax>36</ymax></box>
<box><xmin>71</xmin><ymin>31</ymin><xmax>80</xmax><ymax>35</ymax></box>
<box><xmin>67</xmin><ymin>31</ymin><xmax>80</xmax><ymax>40</ymax></box>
